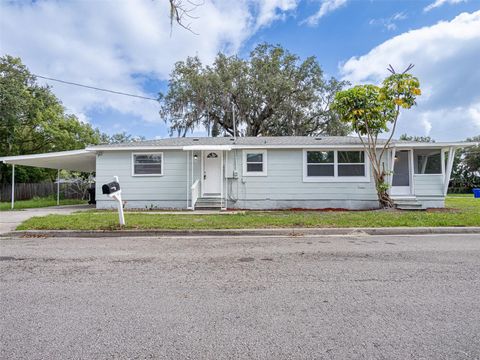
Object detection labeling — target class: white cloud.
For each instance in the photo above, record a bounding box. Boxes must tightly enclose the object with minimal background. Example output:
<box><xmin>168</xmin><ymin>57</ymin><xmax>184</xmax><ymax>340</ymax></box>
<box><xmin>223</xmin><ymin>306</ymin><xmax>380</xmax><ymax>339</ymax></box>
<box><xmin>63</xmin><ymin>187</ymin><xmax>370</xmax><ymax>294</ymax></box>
<box><xmin>302</xmin><ymin>0</ymin><xmax>348</xmax><ymax>26</ymax></box>
<box><xmin>369</xmin><ymin>12</ymin><xmax>407</xmax><ymax>31</ymax></box>
<box><xmin>340</xmin><ymin>11</ymin><xmax>480</xmax><ymax>141</ymax></box>
<box><xmin>253</xmin><ymin>0</ymin><xmax>298</xmax><ymax>30</ymax></box>
<box><xmin>0</xmin><ymin>0</ymin><xmax>298</xmax><ymax>133</ymax></box>
<box><xmin>469</xmin><ymin>103</ymin><xmax>480</xmax><ymax>127</ymax></box>
<box><xmin>424</xmin><ymin>0</ymin><xmax>467</xmax><ymax>12</ymax></box>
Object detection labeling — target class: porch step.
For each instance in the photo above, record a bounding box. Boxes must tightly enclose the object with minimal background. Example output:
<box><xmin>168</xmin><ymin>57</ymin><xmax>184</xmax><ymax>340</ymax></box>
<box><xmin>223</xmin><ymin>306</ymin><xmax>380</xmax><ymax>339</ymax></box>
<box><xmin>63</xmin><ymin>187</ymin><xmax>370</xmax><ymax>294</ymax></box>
<box><xmin>195</xmin><ymin>197</ymin><xmax>224</xmax><ymax>210</ymax></box>
<box><xmin>392</xmin><ymin>196</ymin><xmax>423</xmax><ymax>210</ymax></box>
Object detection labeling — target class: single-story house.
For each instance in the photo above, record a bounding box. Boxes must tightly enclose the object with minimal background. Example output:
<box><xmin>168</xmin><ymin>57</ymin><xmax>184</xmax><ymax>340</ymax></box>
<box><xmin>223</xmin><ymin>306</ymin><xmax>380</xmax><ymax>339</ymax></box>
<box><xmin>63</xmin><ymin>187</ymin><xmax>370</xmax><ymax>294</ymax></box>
<box><xmin>1</xmin><ymin>136</ymin><xmax>478</xmax><ymax>210</ymax></box>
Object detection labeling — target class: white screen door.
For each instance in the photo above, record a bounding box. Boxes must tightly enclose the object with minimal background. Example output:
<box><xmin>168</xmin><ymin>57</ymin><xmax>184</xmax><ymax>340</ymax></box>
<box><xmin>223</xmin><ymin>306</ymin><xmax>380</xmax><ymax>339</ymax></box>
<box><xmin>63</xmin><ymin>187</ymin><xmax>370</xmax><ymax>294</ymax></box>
<box><xmin>391</xmin><ymin>150</ymin><xmax>411</xmax><ymax>196</ymax></box>
<box><xmin>203</xmin><ymin>152</ymin><xmax>221</xmax><ymax>196</ymax></box>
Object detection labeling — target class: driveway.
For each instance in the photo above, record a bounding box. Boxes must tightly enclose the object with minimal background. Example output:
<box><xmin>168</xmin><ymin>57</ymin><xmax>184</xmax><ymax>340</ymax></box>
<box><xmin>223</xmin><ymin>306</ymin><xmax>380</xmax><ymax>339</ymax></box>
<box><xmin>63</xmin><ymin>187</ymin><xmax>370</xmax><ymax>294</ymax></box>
<box><xmin>0</xmin><ymin>204</ymin><xmax>92</xmax><ymax>234</ymax></box>
<box><xmin>1</xmin><ymin>233</ymin><xmax>479</xmax><ymax>359</ymax></box>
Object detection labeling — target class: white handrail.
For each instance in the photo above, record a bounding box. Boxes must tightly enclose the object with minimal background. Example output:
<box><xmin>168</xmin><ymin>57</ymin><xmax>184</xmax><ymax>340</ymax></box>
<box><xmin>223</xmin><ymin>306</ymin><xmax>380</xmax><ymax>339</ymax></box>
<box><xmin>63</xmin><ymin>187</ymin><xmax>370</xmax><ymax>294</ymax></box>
<box><xmin>190</xmin><ymin>179</ymin><xmax>200</xmax><ymax>210</ymax></box>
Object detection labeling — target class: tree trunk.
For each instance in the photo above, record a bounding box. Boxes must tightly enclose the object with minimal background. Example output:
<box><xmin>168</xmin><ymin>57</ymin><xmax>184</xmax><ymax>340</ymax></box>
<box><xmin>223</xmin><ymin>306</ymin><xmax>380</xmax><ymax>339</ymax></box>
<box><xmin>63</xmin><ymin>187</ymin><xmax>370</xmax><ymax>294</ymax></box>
<box><xmin>374</xmin><ymin>173</ymin><xmax>394</xmax><ymax>208</ymax></box>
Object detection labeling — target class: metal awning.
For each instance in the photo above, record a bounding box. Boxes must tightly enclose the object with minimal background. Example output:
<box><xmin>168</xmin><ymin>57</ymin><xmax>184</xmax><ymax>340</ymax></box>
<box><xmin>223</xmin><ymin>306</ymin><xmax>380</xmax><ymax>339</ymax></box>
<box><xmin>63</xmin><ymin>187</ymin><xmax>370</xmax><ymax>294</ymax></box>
<box><xmin>182</xmin><ymin>145</ymin><xmax>232</xmax><ymax>151</ymax></box>
<box><xmin>0</xmin><ymin>150</ymin><xmax>96</xmax><ymax>172</ymax></box>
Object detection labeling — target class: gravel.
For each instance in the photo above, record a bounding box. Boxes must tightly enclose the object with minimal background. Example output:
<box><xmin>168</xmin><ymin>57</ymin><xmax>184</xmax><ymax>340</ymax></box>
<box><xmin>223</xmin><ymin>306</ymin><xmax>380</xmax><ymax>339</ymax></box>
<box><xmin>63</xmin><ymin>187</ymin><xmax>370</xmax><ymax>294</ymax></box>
<box><xmin>1</xmin><ymin>233</ymin><xmax>479</xmax><ymax>359</ymax></box>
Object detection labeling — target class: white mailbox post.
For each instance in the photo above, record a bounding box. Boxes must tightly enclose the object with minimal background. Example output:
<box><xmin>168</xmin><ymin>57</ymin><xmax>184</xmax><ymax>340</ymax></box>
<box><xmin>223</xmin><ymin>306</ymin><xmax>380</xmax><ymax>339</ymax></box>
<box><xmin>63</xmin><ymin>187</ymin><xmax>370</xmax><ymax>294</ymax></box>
<box><xmin>102</xmin><ymin>176</ymin><xmax>125</xmax><ymax>226</ymax></box>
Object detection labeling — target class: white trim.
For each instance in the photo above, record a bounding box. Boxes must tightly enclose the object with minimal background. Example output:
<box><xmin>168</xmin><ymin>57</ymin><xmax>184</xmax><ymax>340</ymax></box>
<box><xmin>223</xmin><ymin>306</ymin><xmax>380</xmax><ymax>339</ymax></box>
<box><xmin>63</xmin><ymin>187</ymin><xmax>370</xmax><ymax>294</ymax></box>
<box><xmin>391</xmin><ymin>149</ymin><xmax>414</xmax><ymax>196</ymax></box>
<box><xmin>85</xmin><ymin>141</ymin><xmax>479</xmax><ymax>152</ymax></box>
<box><xmin>224</xmin><ymin>151</ymin><xmax>228</xmax><ymax>210</ymax></box>
<box><xmin>201</xmin><ymin>150</ymin><xmax>222</xmax><ymax>197</ymax></box>
<box><xmin>444</xmin><ymin>147</ymin><xmax>455</xmax><ymax>196</ymax></box>
<box><xmin>221</xmin><ymin>151</ymin><xmax>224</xmax><ymax>209</ymax></box>
<box><xmin>186</xmin><ymin>151</ymin><xmax>189</xmax><ymax>209</ymax></box>
<box><xmin>0</xmin><ymin>149</ymin><xmax>92</xmax><ymax>162</ymax></box>
<box><xmin>57</xmin><ymin>169</ymin><xmax>60</xmax><ymax>206</ymax></box>
<box><xmin>242</xmin><ymin>150</ymin><xmax>268</xmax><ymax>177</ymax></box>
<box><xmin>11</xmin><ymin>164</ymin><xmax>15</xmax><ymax>209</ymax></box>
<box><xmin>131</xmin><ymin>152</ymin><xmax>164</xmax><ymax>177</ymax></box>
<box><xmin>302</xmin><ymin>149</ymin><xmax>370</xmax><ymax>183</ymax></box>
<box><xmin>200</xmin><ymin>150</ymin><xmax>204</xmax><ymax>195</ymax></box>
<box><xmin>409</xmin><ymin>149</ymin><xmax>415</xmax><ymax>195</ymax></box>
<box><xmin>387</xmin><ymin>147</ymin><xmax>396</xmax><ymax>190</ymax></box>
<box><xmin>183</xmin><ymin>145</ymin><xmax>232</xmax><ymax>151</ymax></box>
<box><xmin>441</xmin><ymin>148</ymin><xmax>446</xmax><ymax>176</ymax></box>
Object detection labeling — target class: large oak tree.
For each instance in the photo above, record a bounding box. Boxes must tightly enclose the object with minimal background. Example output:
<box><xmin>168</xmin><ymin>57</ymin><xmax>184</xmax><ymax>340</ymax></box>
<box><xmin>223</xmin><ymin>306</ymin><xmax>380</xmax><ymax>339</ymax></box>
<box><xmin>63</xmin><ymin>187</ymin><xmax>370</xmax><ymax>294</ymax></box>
<box><xmin>0</xmin><ymin>55</ymin><xmax>103</xmax><ymax>183</ymax></box>
<box><xmin>159</xmin><ymin>43</ymin><xmax>350</xmax><ymax>137</ymax></box>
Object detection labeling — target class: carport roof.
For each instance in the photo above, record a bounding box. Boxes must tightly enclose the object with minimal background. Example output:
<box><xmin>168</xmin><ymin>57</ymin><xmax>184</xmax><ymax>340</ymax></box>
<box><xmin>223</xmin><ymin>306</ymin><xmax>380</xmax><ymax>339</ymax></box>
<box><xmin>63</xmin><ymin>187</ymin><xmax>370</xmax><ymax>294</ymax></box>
<box><xmin>0</xmin><ymin>150</ymin><xmax>96</xmax><ymax>172</ymax></box>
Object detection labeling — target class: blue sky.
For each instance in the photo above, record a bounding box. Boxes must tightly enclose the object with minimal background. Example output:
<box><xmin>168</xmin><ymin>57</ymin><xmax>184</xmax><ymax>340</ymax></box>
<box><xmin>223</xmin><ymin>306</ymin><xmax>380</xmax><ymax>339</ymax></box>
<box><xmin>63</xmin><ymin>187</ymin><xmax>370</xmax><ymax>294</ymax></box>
<box><xmin>1</xmin><ymin>0</ymin><xmax>479</xmax><ymax>141</ymax></box>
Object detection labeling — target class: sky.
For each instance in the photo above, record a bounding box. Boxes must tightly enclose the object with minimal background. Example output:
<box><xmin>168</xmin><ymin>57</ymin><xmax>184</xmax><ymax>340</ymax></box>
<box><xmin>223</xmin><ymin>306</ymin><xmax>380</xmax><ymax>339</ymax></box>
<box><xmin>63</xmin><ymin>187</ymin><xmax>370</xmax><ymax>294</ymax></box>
<box><xmin>1</xmin><ymin>0</ymin><xmax>479</xmax><ymax>141</ymax></box>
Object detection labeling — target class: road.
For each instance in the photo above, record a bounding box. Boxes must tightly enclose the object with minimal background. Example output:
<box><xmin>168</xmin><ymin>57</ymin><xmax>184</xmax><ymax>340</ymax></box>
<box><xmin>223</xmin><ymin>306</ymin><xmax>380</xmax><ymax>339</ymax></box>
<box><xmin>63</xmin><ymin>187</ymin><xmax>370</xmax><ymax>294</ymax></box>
<box><xmin>1</xmin><ymin>233</ymin><xmax>479</xmax><ymax>359</ymax></box>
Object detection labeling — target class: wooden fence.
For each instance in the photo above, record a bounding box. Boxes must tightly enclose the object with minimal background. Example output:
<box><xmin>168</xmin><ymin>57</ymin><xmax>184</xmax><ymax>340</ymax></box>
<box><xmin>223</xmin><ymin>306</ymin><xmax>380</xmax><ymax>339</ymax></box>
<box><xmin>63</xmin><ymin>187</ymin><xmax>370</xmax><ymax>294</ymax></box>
<box><xmin>0</xmin><ymin>182</ymin><xmax>86</xmax><ymax>202</ymax></box>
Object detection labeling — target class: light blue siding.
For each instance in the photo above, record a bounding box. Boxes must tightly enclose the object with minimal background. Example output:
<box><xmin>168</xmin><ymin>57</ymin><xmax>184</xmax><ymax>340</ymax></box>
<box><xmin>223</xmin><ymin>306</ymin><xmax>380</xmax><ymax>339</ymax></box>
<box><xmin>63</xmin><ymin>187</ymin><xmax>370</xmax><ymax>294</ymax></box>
<box><xmin>413</xmin><ymin>175</ymin><xmax>444</xmax><ymax>196</ymax></box>
<box><xmin>95</xmin><ymin>147</ymin><xmax>447</xmax><ymax>210</ymax></box>
<box><xmin>96</xmin><ymin>150</ymin><xmax>190</xmax><ymax>209</ymax></box>
<box><xmin>225</xmin><ymin>149</ymin><xmax>378</xmax><ymax>209</ymax></box>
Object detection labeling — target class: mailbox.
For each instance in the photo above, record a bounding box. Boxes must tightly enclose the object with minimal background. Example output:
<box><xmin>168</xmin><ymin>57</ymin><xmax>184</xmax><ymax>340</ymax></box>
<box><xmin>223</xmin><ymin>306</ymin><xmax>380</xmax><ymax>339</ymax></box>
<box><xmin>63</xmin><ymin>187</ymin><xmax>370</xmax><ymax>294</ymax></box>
<box><xmin>102</xmin><ymin>176</ymin><xmax>125</xmax><ymax>226</ymax></box>
<box><xmin>102</xmin><ymin>181</ymin><xmax>120</xmax><ymax>195</ymax></box>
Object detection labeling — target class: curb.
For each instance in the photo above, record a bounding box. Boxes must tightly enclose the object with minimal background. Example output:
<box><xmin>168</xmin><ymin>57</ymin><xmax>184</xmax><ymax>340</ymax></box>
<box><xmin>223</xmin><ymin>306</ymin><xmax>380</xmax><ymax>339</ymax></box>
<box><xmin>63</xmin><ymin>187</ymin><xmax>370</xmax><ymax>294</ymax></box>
<box><xmin>3</xmin><ymin>227</ymin><xmax>480</xmax><ymax>238</ymax></box>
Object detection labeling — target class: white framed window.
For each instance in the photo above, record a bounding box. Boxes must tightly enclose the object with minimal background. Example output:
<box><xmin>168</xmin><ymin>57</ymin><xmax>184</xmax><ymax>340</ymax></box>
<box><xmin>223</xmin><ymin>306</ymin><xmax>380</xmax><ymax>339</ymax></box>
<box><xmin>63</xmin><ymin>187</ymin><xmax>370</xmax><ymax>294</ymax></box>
<box><xmin>243</xmin><ymin>150</ymin><xmax>267</xmax><ymax>176</ymax></box>
<box><xmin>303</xmin><ymin>150</ymin><xmax>369</xmax><ymax>182</ymax></box>
<box><xmin>338</xmin><ymin>151</ymin><xmax>366</xmax><ymax>177</ymax></box>
<box><xmin>306</xmin><ymin>151</ymin><xmax>334</xmax><ymax>177</ymax></box>
<box><xmin>132</xmin><ymin>152</ymin><xmax>163</xmax><ymax>176</ymax></box>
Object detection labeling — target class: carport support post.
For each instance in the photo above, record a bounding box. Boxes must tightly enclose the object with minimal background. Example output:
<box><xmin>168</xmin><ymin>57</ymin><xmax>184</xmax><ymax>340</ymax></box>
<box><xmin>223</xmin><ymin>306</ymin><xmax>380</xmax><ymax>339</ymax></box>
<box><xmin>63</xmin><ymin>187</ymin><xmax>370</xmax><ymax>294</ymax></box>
<box><xmin>11</xmin><ymin>164</ymin><xmax>15</xmax><ymax>209</ymax></box>
<box><xmin>56</xmin><ymin>169</ymin><xmax>60</xmax><ymax>206</ymax></box>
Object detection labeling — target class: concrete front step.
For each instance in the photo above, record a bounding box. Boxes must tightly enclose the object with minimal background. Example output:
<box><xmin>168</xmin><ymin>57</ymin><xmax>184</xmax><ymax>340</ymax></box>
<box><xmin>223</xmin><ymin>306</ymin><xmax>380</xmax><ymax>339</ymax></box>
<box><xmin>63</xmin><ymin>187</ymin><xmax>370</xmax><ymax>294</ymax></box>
<box><xmin>392</xmin><ymin>197</ymin><xmax>423</xmax><ymax>210</ymax></box>
<box><xmin>195</xmin><ymin>197</ymin><xmax>224</xmax><ymax>210</ymax></box>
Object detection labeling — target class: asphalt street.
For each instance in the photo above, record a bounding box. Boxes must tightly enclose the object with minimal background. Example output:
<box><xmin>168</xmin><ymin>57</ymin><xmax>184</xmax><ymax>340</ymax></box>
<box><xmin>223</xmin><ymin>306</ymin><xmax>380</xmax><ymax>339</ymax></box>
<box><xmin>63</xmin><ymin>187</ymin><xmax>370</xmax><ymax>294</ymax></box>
<box><xmin>1</xmin><ymin>233</ymin><xmax>479</xmax><ymax>359</ymax></box>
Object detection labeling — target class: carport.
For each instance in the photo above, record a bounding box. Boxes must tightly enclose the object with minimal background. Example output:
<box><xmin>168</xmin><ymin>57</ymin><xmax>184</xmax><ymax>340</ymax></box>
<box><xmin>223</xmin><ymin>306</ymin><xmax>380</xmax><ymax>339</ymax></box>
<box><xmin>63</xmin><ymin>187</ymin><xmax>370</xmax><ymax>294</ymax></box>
<box><xmin>0</xmin><ymin>150</ymin><xmax>96</xmax><ymax>209</ymax></box>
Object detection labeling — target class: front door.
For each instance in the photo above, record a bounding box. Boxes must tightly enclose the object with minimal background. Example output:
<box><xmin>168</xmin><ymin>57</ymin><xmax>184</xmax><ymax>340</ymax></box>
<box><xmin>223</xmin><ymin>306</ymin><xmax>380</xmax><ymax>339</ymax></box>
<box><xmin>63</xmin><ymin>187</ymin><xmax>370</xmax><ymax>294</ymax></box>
<box><xmin>203</xmin><ymin>151</ymin><xmax>221</xmax><ymax>196</ymax></box>
<box><xmin>391</xmin><ymin>150</ymin><xmax>412</xmax><ymax>196</ymax></box>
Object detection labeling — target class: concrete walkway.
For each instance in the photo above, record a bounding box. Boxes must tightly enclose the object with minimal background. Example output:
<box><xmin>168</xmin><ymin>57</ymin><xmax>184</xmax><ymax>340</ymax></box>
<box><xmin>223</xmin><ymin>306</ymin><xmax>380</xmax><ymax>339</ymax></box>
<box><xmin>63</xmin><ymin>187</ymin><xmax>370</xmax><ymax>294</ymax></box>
<box><xmin>0</xmin><ymin>204</ymin><xmax>92</xmax><ymax>234</ymax></box>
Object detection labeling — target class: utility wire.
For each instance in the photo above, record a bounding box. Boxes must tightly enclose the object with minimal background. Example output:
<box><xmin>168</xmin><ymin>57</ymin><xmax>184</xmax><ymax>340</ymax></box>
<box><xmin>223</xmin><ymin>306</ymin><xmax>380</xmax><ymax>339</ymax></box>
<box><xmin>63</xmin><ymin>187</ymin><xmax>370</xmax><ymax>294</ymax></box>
<box><xmin>33</xmin><ymin>74</ymin><xmax>159</xmax><ymax>102</ymax></box>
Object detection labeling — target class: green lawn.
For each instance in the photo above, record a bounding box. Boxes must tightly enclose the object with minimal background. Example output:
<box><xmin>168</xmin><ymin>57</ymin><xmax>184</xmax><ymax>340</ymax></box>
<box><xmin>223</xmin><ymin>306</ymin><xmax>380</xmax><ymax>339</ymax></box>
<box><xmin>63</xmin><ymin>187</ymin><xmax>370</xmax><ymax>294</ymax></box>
<box><xmin>17</xmin><ymin>196</ymin><xmax>479</xmax><ymax>230</ymax></box>
<box><xmin>1</xmin><ymin>197</ymin><xmax>85</xmax><ymax>211</ymax></box>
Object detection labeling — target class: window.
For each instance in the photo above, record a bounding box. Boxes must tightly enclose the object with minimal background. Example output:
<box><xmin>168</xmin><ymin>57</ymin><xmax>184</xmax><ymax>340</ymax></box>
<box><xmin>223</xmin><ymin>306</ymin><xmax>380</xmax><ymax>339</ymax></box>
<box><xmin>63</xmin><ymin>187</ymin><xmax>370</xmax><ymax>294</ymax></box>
<box><xmin>338</xmin><ymin>151</ymin><xmax>365</xmax><ymax>177</ymax></box>
<box><xmin>414</xmin><ymin>149</ymin><xmax>442</xmax><ymax>174</ymax></box>
<box><xmin>243</xmin><ymin>150</ymin><xmax>267</xmax><ymax>176</ymax></box>
<box><xmin>132</xmin><ymin>153</ymin><xmax>163</xmax><ymax>176</ymax></box>
<box><xmin>306</xmin><ymin>151</ymin><xmax>334</xmax><ymax>177</ymax></box>
<box><xmin>303</xmin><ymin>150</ymin><xmax>369</xmax><ymax>182</ymax></box>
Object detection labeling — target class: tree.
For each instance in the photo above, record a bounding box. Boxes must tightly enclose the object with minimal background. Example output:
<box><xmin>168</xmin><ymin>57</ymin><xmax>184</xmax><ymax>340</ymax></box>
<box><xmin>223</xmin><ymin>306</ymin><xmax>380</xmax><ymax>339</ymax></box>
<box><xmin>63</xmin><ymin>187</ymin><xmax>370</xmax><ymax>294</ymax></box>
<box><xmin>168</xmin><ymin>0</ymin><xmax>201</xmax><ymax>34</ymax></box>
<box><xmin>0</xmin><ymin>55</ymin><xmax>103</xmax><ymax>184</ymax></box>
<box><xmin>102</xmin><ymin>132</ymin><xmax>146</xmax><ymax>144</ymax></box>
<box><xmin>399</xmin><ymin>133</ymin><xmax>434</xmax><ymax>143</ymax></box>
<box><xmin>159</xmin><ymin>43</ymin><xmax>350</xmax><ymax>137</ymax></box>
<box><xmin>449</xmin><ymin>135</ymin><xmax>480</xmax><ymax>193</ymax></box>
<box><xmin>332</xmin><ymin>66</ymin><xmax>421</xmax><ymax>208</ymax></box>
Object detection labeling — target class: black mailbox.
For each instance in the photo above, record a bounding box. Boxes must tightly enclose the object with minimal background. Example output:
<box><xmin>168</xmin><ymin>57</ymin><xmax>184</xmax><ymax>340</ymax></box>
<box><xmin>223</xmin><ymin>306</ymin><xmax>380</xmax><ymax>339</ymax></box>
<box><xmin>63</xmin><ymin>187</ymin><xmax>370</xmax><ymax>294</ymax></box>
<box><xmin>102</xmin><ymin>181</ymin><xmax>120</xmax><ymax>195</ymax></box>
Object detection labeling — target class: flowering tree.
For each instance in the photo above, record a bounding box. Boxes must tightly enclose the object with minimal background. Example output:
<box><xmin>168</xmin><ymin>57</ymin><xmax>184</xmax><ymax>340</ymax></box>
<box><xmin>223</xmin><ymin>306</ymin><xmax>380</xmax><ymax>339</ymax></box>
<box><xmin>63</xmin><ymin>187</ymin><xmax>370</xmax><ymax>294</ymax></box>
<box><xmin>332</xmin><ymin>66</ymin><xmax>421</xmax><ymax>208</ymax></box>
